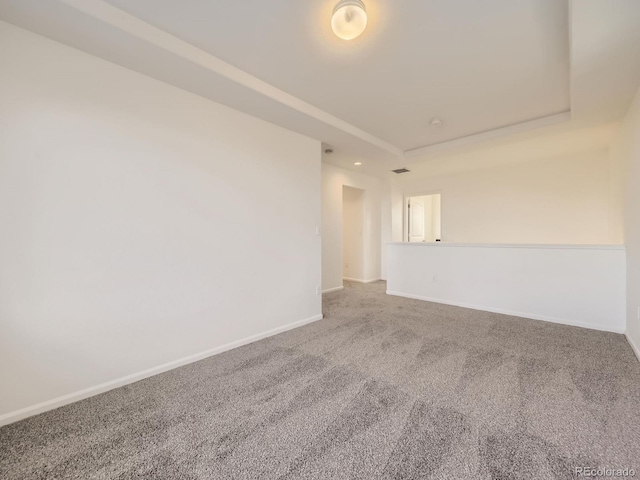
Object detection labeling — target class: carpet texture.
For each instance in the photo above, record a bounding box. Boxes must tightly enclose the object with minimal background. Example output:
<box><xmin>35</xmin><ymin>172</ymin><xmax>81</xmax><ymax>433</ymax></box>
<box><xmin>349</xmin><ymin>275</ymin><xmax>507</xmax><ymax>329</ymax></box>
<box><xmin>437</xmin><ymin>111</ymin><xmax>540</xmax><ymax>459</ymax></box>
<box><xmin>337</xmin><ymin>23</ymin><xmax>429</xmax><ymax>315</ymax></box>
<box><xmin>2</xmin><ymin>281</ymin><xmax>640</xmax><ymax>479</ymax></box>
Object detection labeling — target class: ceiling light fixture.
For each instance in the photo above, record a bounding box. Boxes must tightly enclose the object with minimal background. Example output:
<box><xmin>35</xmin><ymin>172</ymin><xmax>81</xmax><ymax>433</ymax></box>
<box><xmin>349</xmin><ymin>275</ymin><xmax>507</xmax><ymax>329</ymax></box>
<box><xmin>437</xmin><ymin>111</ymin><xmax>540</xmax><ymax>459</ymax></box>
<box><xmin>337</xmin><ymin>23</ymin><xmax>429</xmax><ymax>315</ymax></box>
<box><xmin>430</xmin><ymin>118</ymin><xmax>443</xmax><ymax>127</ymax></box>
<box><xmin>354</xmin><ymin>162</ymin><xmax>363</xmax><ymax>166</ymax></box>
<box><xmin>331</xmin><ymin>0</ymin><xmax>367</xmax><ymax>40</ymax></box>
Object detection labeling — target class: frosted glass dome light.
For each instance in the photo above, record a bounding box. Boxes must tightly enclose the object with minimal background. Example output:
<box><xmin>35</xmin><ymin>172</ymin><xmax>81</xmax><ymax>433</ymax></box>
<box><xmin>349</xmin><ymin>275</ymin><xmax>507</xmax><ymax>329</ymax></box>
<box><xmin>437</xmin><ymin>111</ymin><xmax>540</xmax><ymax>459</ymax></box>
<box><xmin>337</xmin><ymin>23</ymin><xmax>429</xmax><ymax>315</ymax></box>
<box><xmin>331</xmin><ymin>0</ymin><xmax>367</xmax><ymax>40</ymax></box>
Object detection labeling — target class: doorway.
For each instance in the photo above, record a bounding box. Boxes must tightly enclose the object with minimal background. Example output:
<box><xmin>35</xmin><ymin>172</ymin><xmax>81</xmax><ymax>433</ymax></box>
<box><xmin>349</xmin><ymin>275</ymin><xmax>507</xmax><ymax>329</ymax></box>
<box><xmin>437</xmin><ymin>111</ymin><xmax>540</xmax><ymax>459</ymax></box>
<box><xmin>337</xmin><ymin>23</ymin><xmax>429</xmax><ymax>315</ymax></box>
<box><xmin>342</xmin><ymin>186</ymin><xmax>365</xmax><ymax>280</ymax></box>
<box><xmin>407</xmin><ymin>194</ymin><xmax>441</xmax><ymax>242</ymax></box>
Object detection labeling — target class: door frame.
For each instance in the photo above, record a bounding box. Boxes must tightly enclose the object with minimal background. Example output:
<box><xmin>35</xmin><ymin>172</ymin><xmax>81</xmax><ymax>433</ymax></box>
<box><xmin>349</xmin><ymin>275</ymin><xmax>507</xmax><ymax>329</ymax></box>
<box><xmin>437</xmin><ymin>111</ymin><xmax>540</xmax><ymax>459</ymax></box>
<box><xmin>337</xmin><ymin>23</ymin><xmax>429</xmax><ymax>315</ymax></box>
<box><xmin>403</xmin><ymin>190</ymin><xmax>442</xmax><ymax>243</ymax></box>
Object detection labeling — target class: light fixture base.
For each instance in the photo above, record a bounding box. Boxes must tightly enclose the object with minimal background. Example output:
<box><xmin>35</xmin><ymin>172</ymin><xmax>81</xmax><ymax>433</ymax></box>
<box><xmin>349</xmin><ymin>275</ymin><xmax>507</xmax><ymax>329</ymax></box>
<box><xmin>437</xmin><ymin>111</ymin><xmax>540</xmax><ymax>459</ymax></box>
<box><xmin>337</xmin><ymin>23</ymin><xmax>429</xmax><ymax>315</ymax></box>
<box><xmin>332</xmin><ymin>0</ymin><xmax>366</xmax><ymax>15</ymax></box>
<box><xmin>331</xmin><ymin>0</ymin><xmax>367</xmax><ymax>40</ymax></box>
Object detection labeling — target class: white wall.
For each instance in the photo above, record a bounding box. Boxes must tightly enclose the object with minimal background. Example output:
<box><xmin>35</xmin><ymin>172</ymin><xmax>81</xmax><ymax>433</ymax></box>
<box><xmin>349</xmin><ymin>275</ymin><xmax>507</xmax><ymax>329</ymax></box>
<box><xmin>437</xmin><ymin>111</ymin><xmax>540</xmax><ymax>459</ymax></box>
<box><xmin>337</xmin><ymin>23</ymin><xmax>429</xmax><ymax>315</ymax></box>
<box><xmin>610</xmin><ymin>83</ymin><xmax>640</xmax><ymax>358</ymax></box>
<box><xmin>322</xmin><ymin>163</ymin><xmax>382</xmax><ymax>290</ymax></box>
<box><xmin>392</xmin><ymin>148</ymin><xmax>623</xmax><ymax>245</ymax></box>
<box><xmin>0</xmin><ymin>21</ymin><xmax>322</xmax><ymax>423</ymax></box>
<box><xmin>387</xmin><ymin>243</ymin><xmax>626</xmax><ymax>333</ymax></box>
<box><xmin>342</xmin><ymin>186</ymin><xmax>365</xmax><ymax>280</ymax></box>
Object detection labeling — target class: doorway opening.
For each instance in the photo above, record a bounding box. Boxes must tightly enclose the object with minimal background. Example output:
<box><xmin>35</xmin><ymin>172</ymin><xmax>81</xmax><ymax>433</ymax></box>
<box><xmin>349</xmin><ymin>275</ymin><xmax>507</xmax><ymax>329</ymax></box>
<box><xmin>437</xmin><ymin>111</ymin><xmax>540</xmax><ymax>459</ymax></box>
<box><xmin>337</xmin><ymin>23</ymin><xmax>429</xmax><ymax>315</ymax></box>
<box><xmin>407</xmin><ymin>193</ymin><xmax>442</xmax><ymax>242</ymax></box>
<box><xmin>342</xmin><ymin>185</ymin><xmax>365</xmax><ymax>281</ymax></box>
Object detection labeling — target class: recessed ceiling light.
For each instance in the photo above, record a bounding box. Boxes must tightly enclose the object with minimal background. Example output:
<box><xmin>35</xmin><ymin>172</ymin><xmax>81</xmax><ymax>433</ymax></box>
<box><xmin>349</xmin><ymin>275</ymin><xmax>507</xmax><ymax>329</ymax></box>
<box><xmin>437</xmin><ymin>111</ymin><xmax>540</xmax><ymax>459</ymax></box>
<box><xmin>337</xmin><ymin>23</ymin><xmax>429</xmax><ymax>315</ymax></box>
<box><xmin>354</xmin><ymin>162</ymin><xmax>363</xmax><ymax>166</ymax></box>
<box><xmin>331</xmin><ymin>0</ymin><xmax>367</xmax><ymax>40</ymax></box>
<box><xmin>430</xmin><ymin>118</ymin><xmax>443</xmax><ymax>127</ymax></box>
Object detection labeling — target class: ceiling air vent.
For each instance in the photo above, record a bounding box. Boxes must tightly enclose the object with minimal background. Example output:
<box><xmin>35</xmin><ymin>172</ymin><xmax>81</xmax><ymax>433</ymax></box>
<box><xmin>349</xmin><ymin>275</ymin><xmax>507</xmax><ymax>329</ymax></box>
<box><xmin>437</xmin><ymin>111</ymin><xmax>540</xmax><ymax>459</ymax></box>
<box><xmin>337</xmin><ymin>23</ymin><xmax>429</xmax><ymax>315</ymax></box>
<box><xmin>392</xmin><ymin>168</ymin><xmax>410</xmax><ymax>174</ymax></box>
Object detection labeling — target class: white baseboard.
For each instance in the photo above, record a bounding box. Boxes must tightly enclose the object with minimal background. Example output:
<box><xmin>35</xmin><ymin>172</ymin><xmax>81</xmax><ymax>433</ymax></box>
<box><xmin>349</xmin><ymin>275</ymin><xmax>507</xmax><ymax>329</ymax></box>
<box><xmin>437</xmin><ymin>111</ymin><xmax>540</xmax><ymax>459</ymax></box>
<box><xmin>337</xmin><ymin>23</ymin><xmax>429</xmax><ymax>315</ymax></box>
<box><xmin>386</xmin><ymin>290</ymin><xmax>625</xmax><ymax>334</ymax></box>
<box><xmin>322</xmin><ymin>286</ymin><xmax>344</xmax><ymax>294</ymax></box>
<box><xmin>0</xmin><ymin>313</ymin><xmax>323</xmax><ymax>427</ymax></box>
<box><xmin>626</xmin><ymin>333</ymin><xmax>640</xmax><ymax>364</ymax></box>
<box><xmin>343</xmin><ymin>277</ymin><xmax>382</xmax><ymax>284</ymax></box>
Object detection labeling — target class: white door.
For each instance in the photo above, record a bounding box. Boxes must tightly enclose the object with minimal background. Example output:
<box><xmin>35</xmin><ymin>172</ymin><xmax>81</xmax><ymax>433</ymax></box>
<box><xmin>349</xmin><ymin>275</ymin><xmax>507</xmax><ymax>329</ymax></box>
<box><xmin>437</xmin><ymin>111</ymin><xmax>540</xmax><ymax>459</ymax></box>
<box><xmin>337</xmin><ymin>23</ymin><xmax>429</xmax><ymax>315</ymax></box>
<box><xmin>409</xmin><ymin>199</ymin><xmax>425</xmax><ymax>242</ymax></box>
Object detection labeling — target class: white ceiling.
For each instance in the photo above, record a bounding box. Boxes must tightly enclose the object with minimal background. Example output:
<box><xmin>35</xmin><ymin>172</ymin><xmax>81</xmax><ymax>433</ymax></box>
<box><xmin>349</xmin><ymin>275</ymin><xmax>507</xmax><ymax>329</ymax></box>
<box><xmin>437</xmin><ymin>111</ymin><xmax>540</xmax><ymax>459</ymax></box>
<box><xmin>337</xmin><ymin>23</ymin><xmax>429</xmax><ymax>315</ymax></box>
<box><xmin>103</xmin><ymin>0</ymin><xmax>570</xmax><ymax>151</ymax></box>
<box><xmin>0</xmin><ymin>0</ymin><xmax>639</xmax><ymax>177</ymax></box>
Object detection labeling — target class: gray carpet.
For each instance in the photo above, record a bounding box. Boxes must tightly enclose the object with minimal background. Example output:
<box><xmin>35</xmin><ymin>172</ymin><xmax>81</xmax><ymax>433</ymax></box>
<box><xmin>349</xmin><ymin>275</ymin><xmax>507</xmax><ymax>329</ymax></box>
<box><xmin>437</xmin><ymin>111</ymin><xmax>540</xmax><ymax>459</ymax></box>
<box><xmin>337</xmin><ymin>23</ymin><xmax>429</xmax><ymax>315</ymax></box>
<box><xmin>2</xmin><ymin>281</ymin><xmax>640</xmax><ymax>479</ymax></box>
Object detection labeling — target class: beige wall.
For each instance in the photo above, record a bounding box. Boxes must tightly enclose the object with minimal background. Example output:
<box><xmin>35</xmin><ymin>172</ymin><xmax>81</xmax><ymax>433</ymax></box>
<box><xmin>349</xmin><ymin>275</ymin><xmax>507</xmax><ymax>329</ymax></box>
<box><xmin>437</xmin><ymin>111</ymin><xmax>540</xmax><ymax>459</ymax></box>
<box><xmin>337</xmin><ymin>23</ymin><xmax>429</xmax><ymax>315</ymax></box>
<box><xmin>391</xmin><ymin>148</ymin><xmax>623</xmax><ymax>245</ymax></box>
<box><xmin>342</xmin><ymin>186</ymin><xmax>365</xmax><ymax>280</ymax></box>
